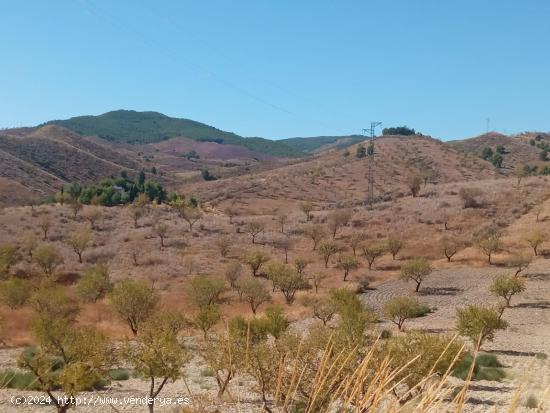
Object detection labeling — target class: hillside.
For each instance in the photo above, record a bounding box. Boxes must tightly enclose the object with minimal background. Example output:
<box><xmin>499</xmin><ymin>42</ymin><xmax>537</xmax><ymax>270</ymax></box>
<box><xmin>280</xmin><ymin>135</ymin><xmax>365</xmax><ymax>153</ymax></box>
<box><xmin>448</xmin><ymin>131</ymin><xmax>550</xmax><ymax>171</ymax></box>
<box><xmin>45</xmin><ymin>110</ymin><xmax>304</xmax><ymax>158</ymax></box>
<box><xmin>0</xmin><ymin>125</ymin><xmax>147</xmax><ymax>205</ymax></box>
<box><xmin>180</xmin><ymin>134</ymin><xmax>497</xmax><ymax>207</ymax></box>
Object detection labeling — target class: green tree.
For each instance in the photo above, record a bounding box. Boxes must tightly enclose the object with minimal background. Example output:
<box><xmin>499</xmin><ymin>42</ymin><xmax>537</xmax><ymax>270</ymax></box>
<box><xmin>122</xmin><ymin>311</ymin><xmax>189</xmax><ymax>413</ymax></box>
<box><xmin>68</xmin><ymin>228</ymin><xmax>91</xmax><ymax>263</ymax></box>
<box><xmin>109</xmin><ymin>279</ymin><xmax>159</xmax><ymax>335</ymax></box>
<box><xmin>481</xmin><ymin>146</ymin><xmax>493</xmax><ymax>160</ymax></box>
<box><xmin>267</xmin><ymin>262</ymin><xmax>309</xmax><ymax>304</ymax></box>
<box><xmin>526</xmin><ymin>230</ymin><xmax>546</xmax><ymax>256</ymax></box>
<box><xmin>383</xmin><ymin>296</ymin><xmax>428</xmax><ymax>330</ymax></box>
<box><xmin>360</xmin><ymin>243</ymin><xmax>385</xmax><ymax>270</ymax></box>
<box><xmin>399</xmin><ymin>258</ymin><xmax>432</xmax><ymax>292</ymax></box>
<box><xmin>76</xmin><ymin>265</ymin><xmax>113</xmax><ymax>302</ymax></box>
<box><xmin>192</xmin><ymin>305</ymin><xmax>221</xmax><ymax>338</ymax></box>
<box><xmin>489</xmin><ymin>275</ymin><xmax>526</xmax><ymax>307</ymax></box>
<box><xmin>200</xmin><ymin>330</ymin><xmax>245</xmax><ymax>398</ymax></box>
<box><xmin>318</xmin><ymin>241</ymin><xmax>341</xmax><ymax>268</ymax></box>
<box><xmin>491</xmin><ymin>153</ymin><xmax>503</xmax><ymax>168</ymax></box>
<box><xmin>476</xmin><ymin>231</ymin><xmax>503</xmax><ymax>264</ymax></box>
<box><xmin>387</xmin><ymin>234</ymin><xmax>403</xmax><ymax>260</ymax></box>
<box><xmin>300</xmin><ymin>201</ymin><xmax>314</xmax><ymax>222</ymax></box>
<box><xmin>238</xmin><ymin>277</ymin><xmax>271</xmax><ymax>314</ymax></box>
<box><xmin>456</xmin><ymin>305</ymin><xmax>508</xmax><ymax>350</ymax></box>
<box><xmin>0</xmin><ymin>277</ymin><xmax>32</xmax><ymax>309</ymax></box>
<box><xmin>186</xmin><ymin>276</ymin><xmax>225</xmax><ymax>308</ymax></box>
<box><xmin>336</xmin><ymin>254</ymin><xmax>360</xmax><ymax>281</ymax></box>
<box><xmin>243</xmin><ymin>251</ymin><xmax>270</xmax><ymax>277</ymax></box>
<box><xmin>32</xmin><ymin>244</ymin><xmax>64</xmax><ymax>280</ymax></box>
<box><xmin>0</xmin><ymin>244</ymin><xmax>20</xmax><ymax>278</ymax></box>
<box><xmin>18</xmin><ymin>298</ymin><xmax>111</xmax><ymax>413</ymax></box>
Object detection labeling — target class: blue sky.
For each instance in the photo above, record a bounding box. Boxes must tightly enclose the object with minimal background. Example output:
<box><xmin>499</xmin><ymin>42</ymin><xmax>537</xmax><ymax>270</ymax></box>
<box><xmin>1</xmin><ymin>0</ymin><xmax>549</xmax><ymax>140</ymax></box>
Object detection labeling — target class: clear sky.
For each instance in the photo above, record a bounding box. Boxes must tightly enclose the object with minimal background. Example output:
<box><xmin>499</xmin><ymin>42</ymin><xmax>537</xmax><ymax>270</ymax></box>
<box><xmin>2</xmin><ymin>0</ymin><xmax>549</xmax><ymax>140</ymax></box>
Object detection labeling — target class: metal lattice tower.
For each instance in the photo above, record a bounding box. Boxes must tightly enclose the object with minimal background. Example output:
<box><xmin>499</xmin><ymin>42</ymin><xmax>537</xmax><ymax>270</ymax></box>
<box><xmin>363</xmin><ymin>122</ymin><xmax>382</xmax><ymax>207</ymax></box>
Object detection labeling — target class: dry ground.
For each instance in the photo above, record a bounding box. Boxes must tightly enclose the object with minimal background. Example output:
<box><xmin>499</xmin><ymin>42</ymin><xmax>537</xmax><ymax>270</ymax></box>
<box><xmin>0</xmin><ymin>173</ymin><xmax>549</xmax><ymax>412</ymax></box>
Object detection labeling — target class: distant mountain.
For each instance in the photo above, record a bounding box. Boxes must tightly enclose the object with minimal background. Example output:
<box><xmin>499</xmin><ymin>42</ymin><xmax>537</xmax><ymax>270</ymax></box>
<box><xmin>45</xmin><ymin>110</ymin><xmax>303</xmax><ymax>158</ymax></box>
<box><xmin>280</xmin><ymin>135</ymin><xmax>365</xmax><ymax>153</ymax></box>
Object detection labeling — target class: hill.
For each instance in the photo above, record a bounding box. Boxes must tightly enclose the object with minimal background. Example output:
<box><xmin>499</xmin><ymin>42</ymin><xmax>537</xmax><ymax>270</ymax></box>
<box><xmin>280</xmin><ymin>135</ymin><xmax>365</xmax><ymax>153</ymax></box>
<box><xmin>448</xmin><ymin>131</ymin><xmax>550</xmax><ymax>171</ymax></box>
<box><xmin>0</xmin><ymin>125</ymin><xmax>148</xmax><ymax>206</ymax></box>
<box><xmin>180</xmin><ymin>134</ymin><xmax>497</xmax><ymax>207</ymax></box>
<box><xmin>45</xmin><ymin>110</ymin><xmax>304</xmax><ymax>158</ymax></box>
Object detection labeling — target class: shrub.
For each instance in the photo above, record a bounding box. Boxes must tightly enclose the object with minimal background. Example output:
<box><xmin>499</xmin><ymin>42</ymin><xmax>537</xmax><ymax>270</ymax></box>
<box><xmin>452</xmin><ymin>353</ymin><xmax>506</xmax><ymax>381</ymax></box>
<box><xmin>0</xmin><ymin>277</ymin><xmax>32</xmax><ymax>309</ymax></box>
<box><xmin>459</xmin><ymin>187</ymin><xmax>485</xmax><ymax>208</ymax></box>
<box><xmin>0</xmin><ymin>369</ymin><xmax>41</xmax><ymax>390</ymax></box>
<box><xmin>76</xmin><ymin>264</ymin><xmax>113</xmax><ymax>302</ymax></box>
<box><xmin>109</xmin><ymin>369</ymin><xmax>131</xmax><ymax>381</ymax></box>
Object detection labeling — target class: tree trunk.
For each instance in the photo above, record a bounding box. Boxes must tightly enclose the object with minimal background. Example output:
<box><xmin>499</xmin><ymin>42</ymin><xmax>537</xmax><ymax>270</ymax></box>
<box><xmin>415</xmin><ymin>281</ymin><xmax>421</xmax><ymax>292</ymax></box>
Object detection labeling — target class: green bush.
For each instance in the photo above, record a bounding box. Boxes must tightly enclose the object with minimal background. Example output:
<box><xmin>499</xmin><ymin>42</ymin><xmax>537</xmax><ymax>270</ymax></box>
<box><xmin>0</xmin><ymin>370</ymin><xmax>41</xmax><ymax>390</ymax></box>
<box><xmin>109</xmin><ymin>369</ymin><xmax>130</xmax><ymax>381</ymax></box>
<box><xmin>452</xmin><ymin>353</ymin><xmax>506</xmax><ymax>381</ymax></box>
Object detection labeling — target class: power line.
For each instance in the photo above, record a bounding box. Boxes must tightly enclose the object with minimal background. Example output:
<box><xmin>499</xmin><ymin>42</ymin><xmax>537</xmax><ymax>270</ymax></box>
<box><xmin>76</xmin><ymin>0</ymin><xmax>349</xmax><ymax>136</ymax></box>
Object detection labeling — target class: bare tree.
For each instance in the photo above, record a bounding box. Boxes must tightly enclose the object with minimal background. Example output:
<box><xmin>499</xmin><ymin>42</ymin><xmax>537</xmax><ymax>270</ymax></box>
<box><xmin>327</xmin><ymin>209</ymin><xmax>353</xmax><ymax>239</ymax></box>
<box><xmin>303</xmin><ymin>224</ymin><xmax>326</xmax><ymax>251</ymax></box>
<box><xmin>300</xmin><ymin>202</ymin><xmax>314</xmax><ymax>222</ymax></box>
<box><xmin>244</xmin><ymin>221</ymin><xmax>265</xmax><ymax>244</ymax></box>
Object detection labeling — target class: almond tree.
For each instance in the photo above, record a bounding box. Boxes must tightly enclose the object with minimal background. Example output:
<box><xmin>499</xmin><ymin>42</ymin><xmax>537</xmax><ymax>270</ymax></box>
<box><xmin>39</xmin><ymin>216</ymin><xmax>51</xmax><ymax>241</ymax></box>
<box><xmin>327</xmin><ymin>209</ymin><xmax>352</xmax><ymax>239</ymax></box>
<box><xmin>526</xmin><ymin>230</ymin><xmax>546</xmax><ymax>256</ymax></box>
<box><xmin>361</xmin><ymin>243</ymin><xmax>385</xmax><ymax>270</ymax></box>
<box><xmin>122</xmin><ymin>311</ymin><xmax>189</xmax><ymax>413</ymax></box>
<box><xmin>456</xmin><ymin>305</ymin><xmax>508</xmax><ymax>350</ymax></box>
<box><xmin>336</xmin><ymin>254</ymin><xmax>360</xmax><ymax>281</ymax></box>
<box><xmin>83</xmin><ymin>206</ymin><xmax>101</xmax><ymax>230</ymax></box>
<box><xmin>153</xmin><ymin>222</ymin><xmax>168</xmax><ymax>247</ymax></box>
<box><xmin>300</xmin><ymin>201</ymin><xmax>314</xmax><ymax>221</ymax></box>
<box><xmin>399</xmin><ymin>258</ymin><xmax>432</xmax><ymax>292</ymax></box>
<box><xmin>318</xmin><ymin>241</ymin><xmax>341</xmax><ymax>268</ymax></box>
<box><xmin>108</xmin><ymin>279</ymin><xmax>159</xmax><ymax>335</ymax></box>
<box><xmin>68</xmin><ymin>228</ymin><xmax>91</xmax><ymax>263</ymax></box>
<box><xmin>244</xmin><ymin>221</ymin><xmax>265</xmax><ymax>244</ymax></box>
<box><xmin>243</xmin><ymin>251</ymin><xmax>270</xmax><ymax>277</ymax></box>
<box><xmin>238</xmin><ymin>277</ymin><xmax>271</xmax><ymax>314</ymax></box>
<box><xmin>383</xmin><ymin>296</ymin><xmax>426</xmax><ymax>330</ymax></box>
<box><xmin>476</xmin><ymin>231</ymin><xmax>503</xmax><ymax>265</ymax></box>
<box><xmin>303</xmin><ymin>224</ymin><xmax>326</xmax><ymax>251</ymax></box>
<box><xmin>387</xmin><ymin>234</ymin><xmax>403</xmax><ymax>260</ymax></box>
<box><xmin>442</xmin><ymin>236</ymin><xmax>461</xmax><ymax>262</ymax></box>
<box><xmin>348</xmin><ymin>232</ymin><xmax>366</xmax><ymax>256</ymax></box>
<box><xmin>490</xmin><ymin>275</ymin><xmax>526</xmax><ymax>307</ymax></box>
<box><xmin>32</xmin><ymin>244</ymin><xmax>64</xmax><ymax>280</ymax></box>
